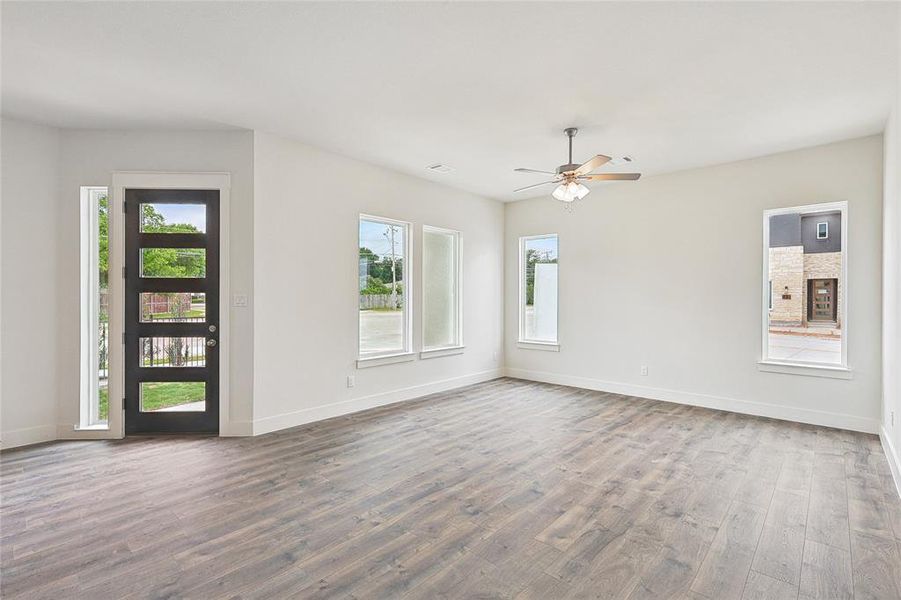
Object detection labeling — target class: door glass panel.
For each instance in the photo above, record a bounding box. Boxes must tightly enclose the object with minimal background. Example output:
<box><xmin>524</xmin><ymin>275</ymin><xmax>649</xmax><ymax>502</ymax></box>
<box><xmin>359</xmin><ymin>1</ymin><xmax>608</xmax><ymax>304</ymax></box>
<box><xmin>140</xmin><ymin>248</ymin><xmax>206</xmax><ymax>278</ymax></box>
<box><xmin>140</xmin><ymin>203</ymin><xmax>206</xmax><ymax>233</ymax></box>
<box><xmin>140</xmin><ymin>293</ymin><xmax>206</xmax><ymax>322</ymax></box>
<box><xmin>140</xmin><ymin>337</ymin><xmax>206</xmax><ymax>367</ymax></box>
<box><xmin>140</xmin><ymin>381</ymin><xmax>205</xmax><ymax>412</ymax></box>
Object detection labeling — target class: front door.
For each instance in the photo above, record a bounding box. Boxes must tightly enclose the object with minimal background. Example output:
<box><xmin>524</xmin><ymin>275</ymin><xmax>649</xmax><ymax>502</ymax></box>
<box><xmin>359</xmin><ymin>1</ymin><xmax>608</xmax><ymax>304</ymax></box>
<box><xmin>125</xmin><ymin>189</ymin><xmax>219</xmax><ymax>434</ymax></box>
<box><xmin>808</xmin><ymin>278</ymin><xmax>837</xmax><ymax>323</ymax></box>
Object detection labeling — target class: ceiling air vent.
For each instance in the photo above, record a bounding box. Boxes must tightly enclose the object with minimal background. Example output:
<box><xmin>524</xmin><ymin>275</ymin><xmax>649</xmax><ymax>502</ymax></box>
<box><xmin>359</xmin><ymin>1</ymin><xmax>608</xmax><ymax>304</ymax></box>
<box><xmin>426</xmin><ymin>163</ymin><xmax>454</xmax><ymax>173</ymax></box>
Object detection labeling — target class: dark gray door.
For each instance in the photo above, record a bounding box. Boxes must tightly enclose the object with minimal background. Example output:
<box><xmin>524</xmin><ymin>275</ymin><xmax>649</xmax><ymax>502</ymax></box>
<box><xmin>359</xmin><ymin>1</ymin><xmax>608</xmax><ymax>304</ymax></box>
<box><xmin>124</xmin><ymin>189</ymin><xmax>219</xmax><ymax>434</ymax></box>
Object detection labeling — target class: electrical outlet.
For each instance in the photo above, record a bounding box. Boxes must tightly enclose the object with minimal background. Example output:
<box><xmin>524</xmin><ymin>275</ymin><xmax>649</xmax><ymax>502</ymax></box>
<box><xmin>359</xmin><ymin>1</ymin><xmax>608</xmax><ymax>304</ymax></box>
<box><xmin>492</xmin><ymin>351</ymin><xmax>498</xmax><ymax>362</ymax></box>
<box><xmin>346</xmin><ymin>375</ymin><xmax>355</xmax><ymax>388</ymax></box>
<box><xmin>640</xmin><ymin>365</ymin><xmax>648</xmax><ymax>376</ymax></box>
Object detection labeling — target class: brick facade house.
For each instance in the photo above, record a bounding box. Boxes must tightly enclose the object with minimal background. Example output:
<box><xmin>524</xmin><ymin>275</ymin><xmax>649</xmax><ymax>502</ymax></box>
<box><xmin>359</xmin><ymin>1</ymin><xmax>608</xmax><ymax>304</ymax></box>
<box><xmin>768</xmin><ymin>211</ymin><xmax>841</xmax><ymax>328</ymax></box>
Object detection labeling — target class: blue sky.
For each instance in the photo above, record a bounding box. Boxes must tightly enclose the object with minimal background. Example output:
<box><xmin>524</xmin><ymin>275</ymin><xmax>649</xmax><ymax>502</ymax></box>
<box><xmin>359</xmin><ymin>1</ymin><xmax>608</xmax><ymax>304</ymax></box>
<box><xmin>360</xmin><ymin>219</ymin><xmax>404</xmax><ymax>258</ymax></box>
<box><xmin>150</xmin><ymin>203</ymin><xmax>206</xmax><ymax>231</ymax></box>
<box><xmin>526</xmin><ymin>236</ymin><xmax>558</xmax><ymax>259</ymax></box>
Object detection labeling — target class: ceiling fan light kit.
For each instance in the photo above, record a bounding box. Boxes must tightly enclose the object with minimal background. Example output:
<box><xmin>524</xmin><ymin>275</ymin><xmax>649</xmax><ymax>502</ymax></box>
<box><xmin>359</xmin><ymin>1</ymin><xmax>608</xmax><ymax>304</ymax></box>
<box><xmin>552</xmin><ymin>181</ymin><xmax>589</xmax><ymax>203</ymax></box>
<box><xmin>514</xmin><ymin>127</ymin><xmax>641</xmax><ymax>207</ymax></box>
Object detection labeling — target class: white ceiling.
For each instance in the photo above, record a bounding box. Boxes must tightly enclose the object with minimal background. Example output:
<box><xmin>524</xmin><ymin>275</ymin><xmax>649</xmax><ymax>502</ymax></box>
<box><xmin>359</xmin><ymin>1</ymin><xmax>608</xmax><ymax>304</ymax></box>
<box><xmin>2</xmin><ymin>2</ymin><xmax>898</xmax><ymax>201</ymax></box>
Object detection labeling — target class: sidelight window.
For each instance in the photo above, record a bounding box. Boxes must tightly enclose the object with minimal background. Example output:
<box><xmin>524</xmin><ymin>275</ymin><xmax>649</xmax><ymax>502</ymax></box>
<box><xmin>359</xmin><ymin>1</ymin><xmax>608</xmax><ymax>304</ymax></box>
<box><xmin>79</xmin><ymin>186</ymin><xmax>110</xmax><ymax>428</ymax></box>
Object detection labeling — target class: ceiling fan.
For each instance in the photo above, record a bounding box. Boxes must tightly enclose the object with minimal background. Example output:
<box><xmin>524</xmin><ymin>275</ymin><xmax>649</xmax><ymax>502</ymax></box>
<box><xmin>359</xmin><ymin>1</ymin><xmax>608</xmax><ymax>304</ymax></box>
<box><xmin>514</xmin><ymin>128</ymin><xmax>641</xmax><ymax>203</ymax></box>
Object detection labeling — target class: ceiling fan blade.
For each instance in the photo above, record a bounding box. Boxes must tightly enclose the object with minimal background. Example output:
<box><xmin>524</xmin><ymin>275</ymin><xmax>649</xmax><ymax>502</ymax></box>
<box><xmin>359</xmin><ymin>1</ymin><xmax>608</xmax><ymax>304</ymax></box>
<box><xmin>515</xmin><ymin>168</ymin><xmax>557</xmax><ymax>175</ymax></box>
<box><xmin>579</xmin><ymin>173</ymin><xmax>641</xmax><ymax>181</ymax></box>
<box><xmin>573</xmin><ymin>154</ymin><xmax>612</xmax><ymax>176</ymax></box>
<box><xmin>513</xmin><ymin>180</ymin><xmax>558</xmax><ymax>193</ymax></box>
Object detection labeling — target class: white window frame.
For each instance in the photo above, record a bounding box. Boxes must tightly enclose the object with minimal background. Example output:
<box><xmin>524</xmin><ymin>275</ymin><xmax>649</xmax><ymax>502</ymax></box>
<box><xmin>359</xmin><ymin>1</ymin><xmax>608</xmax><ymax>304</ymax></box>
<box><xmin>357</xmin><ymin>214</ymin><xmax>413</xmax><ymax>367</ymax></box>
<box><xmin>816</xmin><ymin>221</ymin><xmax>829</xmax><ymax>239</ymax></box>
<box><xmin>518</xmin><ymin>234</ymin><xmax>560</xmax><ymax>351</ymax></box>
<box><xmin>79</xmin><ymin>186</ymin><xmax>108</xmax><ymax>430</ymax></box>
<box><xmin>760</xmin><ymin>201</ymin><xmax>850</xmax><ymax>378</ymax></box>
<box><xmin>420</xmin><ymin>225</ymin><xmax>463</xmax><ymax>358</ymax></box>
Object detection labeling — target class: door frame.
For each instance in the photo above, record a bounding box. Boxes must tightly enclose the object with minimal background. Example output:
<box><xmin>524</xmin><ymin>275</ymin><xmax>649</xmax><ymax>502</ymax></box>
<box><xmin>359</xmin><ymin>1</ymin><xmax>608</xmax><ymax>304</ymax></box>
<box><xmin>107</xmin><ymin>172</ymin><xmax>231</xmax><ymax>439</ymax></box>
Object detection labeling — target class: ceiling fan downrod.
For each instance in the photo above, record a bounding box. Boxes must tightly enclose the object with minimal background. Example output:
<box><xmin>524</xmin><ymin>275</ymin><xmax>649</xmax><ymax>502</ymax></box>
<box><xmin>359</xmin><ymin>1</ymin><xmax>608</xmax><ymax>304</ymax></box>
<box><xmin>564</xmin><ymin>127</ymin><xmax>578</xmax><ymax>166</ymax></box>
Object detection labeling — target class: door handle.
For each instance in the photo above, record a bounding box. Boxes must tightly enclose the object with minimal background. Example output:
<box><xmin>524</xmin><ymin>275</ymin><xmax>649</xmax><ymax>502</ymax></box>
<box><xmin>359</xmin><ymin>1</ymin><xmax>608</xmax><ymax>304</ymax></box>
<box><xmin>206</xmin><ymin>339</ymin><xmax>217</xmax><ymax>347</ymax></box>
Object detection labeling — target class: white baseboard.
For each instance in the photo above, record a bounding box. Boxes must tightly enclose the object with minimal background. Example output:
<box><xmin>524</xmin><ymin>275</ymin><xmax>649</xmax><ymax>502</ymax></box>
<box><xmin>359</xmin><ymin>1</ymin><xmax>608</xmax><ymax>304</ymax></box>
<box><xmin>504</xmin><ymin>368</ymin><xmax>880</xmax><ymax>434</ymax></box>
<box><xmin>252</xmin><ymin>369</ymin><xmax>504</xmax><ymax>436</ymax></box>
<box><xmin>0</xmin><ymin>423</ymin><xmax>58</xmax><ymax>450</ymax></box>
<box><xmin>880</xmin><ymin>426</ymin><xmax>901</xmax><ymax>500</ymax></box>
<box><xmin>221</xmin><ymin>420</ymin><xmax>253</xmax><ymax>437</ymax></box>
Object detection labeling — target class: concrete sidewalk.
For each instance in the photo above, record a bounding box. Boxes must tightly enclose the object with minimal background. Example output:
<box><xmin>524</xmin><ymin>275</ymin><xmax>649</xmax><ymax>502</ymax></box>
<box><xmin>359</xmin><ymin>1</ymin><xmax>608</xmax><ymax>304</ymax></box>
<box><xmin>768</xmin><ymin>332</ymin><xmax>841</xmax><ymax>363</ymax></box>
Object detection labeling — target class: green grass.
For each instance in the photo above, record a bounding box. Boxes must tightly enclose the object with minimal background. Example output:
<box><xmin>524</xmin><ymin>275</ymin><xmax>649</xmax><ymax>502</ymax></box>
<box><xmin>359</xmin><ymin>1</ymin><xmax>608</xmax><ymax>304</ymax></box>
<box><xmin>144</xmin><ymin>355</ymin><xmax>204</xmax><ymax>366</ymax></box>
<box><xmin>144</xmin><ymin>309</ymin><xmax>205</xmax><ymax>320</ymax></box>
<box><xmin>141</xmin><ymin>382</ymin><xmax>205</xmax><ymax>411</ymax></box>
<box><xmin>99</xmin><ymin>387</ymin><xmax>108</xmax><ymax>420</ymax></box>
<box><xmin>98</xmin><ymin>381</ymin><xmax>204</xmax><ymax>418</ymax></box>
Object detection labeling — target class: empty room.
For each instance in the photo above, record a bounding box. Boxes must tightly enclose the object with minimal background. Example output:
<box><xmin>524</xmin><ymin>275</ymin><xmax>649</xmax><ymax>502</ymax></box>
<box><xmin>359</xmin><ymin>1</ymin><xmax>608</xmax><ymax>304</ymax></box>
<box><xmin>2</xmin><ymin>2</ymin><xmax>901</xmax><ymax>599</ymax></box>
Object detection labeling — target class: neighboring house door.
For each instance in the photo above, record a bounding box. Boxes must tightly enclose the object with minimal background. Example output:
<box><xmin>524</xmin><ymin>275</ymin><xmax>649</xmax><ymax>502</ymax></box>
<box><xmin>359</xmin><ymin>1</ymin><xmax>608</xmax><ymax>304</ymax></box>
<box><xmin>124</xmin><ymin>189</ymin><xmax>220</xmax><ymax>434</ymax></box>
<box><xmin>807</xmin><ymin>278</ymin><xmax>837</xmax><ymax>323</ymax></box>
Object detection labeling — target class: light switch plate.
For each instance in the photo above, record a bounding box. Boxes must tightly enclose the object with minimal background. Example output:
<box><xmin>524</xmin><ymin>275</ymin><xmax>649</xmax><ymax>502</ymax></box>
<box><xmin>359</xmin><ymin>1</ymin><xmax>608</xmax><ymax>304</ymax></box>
<box><xmin>233</xmin><ymin>294</ymin><xmax>248</xmax><ymax>307</ymax></box>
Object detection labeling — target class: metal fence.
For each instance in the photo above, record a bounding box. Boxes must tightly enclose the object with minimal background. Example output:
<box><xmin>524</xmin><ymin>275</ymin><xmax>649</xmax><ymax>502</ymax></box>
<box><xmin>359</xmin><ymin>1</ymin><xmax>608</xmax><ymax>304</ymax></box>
<box><xmin>359</xmin><ymin>294</ymin><xmax>402</xmax><ymax>310</ymax></box>
<box><xmin>140</xmin><ymin>335</ymin><xmax>206</xmax><ymax>367</ymax></box>
<box><xmin>97</xmin><ymin>315</ymin><xmax>206</xmax><ymax>378</ymax></box>
<box><xmin>99</xmin><ymin>321</ymin><xmax>109</xmax><ymax>379</ymax></box>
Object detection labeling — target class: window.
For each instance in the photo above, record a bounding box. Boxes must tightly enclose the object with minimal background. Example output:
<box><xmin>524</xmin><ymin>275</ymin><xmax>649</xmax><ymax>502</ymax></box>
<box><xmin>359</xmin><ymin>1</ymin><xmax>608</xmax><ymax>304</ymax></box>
<box><xmin>762</xmin><ymin>202</ymin><xmax>847</xmax><ymax>373</ymax></box>
<box><xmin>519</xmin><ymin>234</ymin><xmax>559</xmax><ymax>346</ymax></box>
<box><xmin>422</xmin><ymin>226</ymin><xmax>462</xmax><ymax>354</ymax></box>
<box><xmin>359</xmin><ymin>215</ymin><xmax>411</xmax><ymax>360</ymax></box>
<box><xmin>79</xmin><ymin>186</ymin><xmax>109</xmax><ymax>428</ymax></box>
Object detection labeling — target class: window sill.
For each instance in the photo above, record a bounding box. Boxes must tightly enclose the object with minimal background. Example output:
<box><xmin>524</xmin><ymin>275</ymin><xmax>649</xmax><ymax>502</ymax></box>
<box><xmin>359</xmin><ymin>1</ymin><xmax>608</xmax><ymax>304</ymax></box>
<box><xmin>73</xmin><ymin>423</ymin><xmax>110</xmax><ymax>431</ymax></box>
<box><xmin>517</xmin><ymin>341</ymin><xmax>560</xmax><ymax>352</ymax></box>
<box><xmin>420</xmin><ymin>346</ymin><xmax>465</xmax><ymax>360</ymax></box>
<box><xmin>757</xmin><ymin>360</ymin><xmax>852</xmax><ymax>380</ymax></box>
<box><xmin>356</xmin><ymin>352</ymin><xmax>415</xmax><ymax>369</ymax></box>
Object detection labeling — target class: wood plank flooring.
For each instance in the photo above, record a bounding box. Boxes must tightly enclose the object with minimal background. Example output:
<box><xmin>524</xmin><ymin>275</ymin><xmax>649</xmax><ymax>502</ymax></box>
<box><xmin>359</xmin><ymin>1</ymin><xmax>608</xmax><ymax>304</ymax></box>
<box><xmin>2</xmin><ymin>378</ymin><xmax>900</xmax><ymax>599</ymax></box>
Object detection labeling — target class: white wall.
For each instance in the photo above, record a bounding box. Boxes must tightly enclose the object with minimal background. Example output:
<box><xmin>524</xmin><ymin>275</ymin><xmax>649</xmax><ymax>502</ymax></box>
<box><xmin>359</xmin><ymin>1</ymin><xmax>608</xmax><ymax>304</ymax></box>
<box><xmin>53</xmin><ymin>129</ymin><xmax>256</xmax><ymax>435</ymax></box>
<box><xmin>506</xmin><ymin>135</ymin><xmax>884</xmax><ymax>433</ymax></box>
<box><xmin>0</xmin><ymin>121</ymin><xmax>892</xmax><ymax>451</ymax></box>
<box><xmin>0</xmin><ymin>119</ymin><xmax>62</xmax><ymax>447</ymax></box>
<box><xmin>880</xmin><ymin>11</ymin><xmax>901</xmax><ymax>494</ymax></box>
<box><xmin>251</xmin><ymin>131</ymin><xmax>504</xmax><ymax>433</ymax></box>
